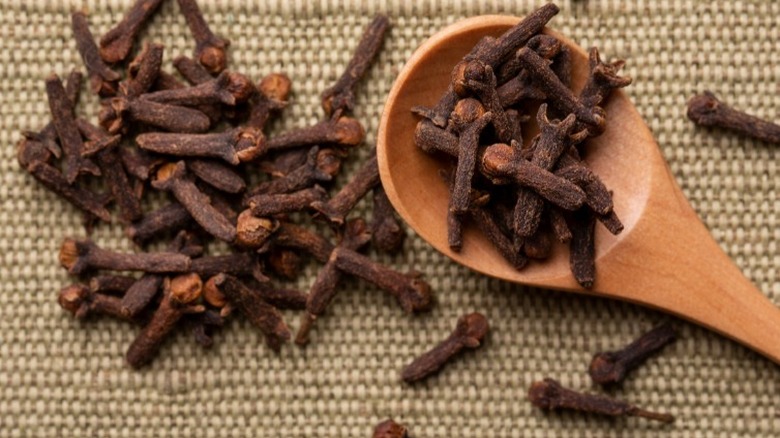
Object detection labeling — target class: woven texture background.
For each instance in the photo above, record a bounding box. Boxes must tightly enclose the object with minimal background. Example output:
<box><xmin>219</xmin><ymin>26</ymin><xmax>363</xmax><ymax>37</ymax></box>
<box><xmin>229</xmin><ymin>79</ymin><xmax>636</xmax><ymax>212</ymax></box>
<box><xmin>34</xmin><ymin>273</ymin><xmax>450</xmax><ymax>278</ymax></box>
<box><xmin>1</xmin><ymin>0</ymin><xmax>779</xmax><ymax>436</ymax></box>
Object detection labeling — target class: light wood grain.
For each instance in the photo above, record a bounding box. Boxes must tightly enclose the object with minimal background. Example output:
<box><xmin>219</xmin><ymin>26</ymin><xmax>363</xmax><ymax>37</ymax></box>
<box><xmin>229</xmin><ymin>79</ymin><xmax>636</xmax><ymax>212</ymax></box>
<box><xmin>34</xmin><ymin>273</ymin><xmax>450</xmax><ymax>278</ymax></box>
<box><xmin>377</xmin><ymin>16</ymin><xmax>780</xmax><ymax>364</ymax></box>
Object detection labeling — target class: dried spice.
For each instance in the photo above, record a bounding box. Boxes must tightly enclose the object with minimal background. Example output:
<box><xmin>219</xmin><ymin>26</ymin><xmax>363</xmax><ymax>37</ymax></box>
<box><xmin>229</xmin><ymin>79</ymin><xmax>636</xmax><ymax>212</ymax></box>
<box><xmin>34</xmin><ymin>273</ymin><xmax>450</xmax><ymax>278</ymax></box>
<box><xmin>321</xmin><ymin>15</ymin><xmax>390</xmax><ymax>119</ymax></box>
<box><xmin>71</xmin><ymin>12</ymin><xmax>120</xmax><ymax>96</ymax></box>
<box><xmin>413</xmin><ymin>5</ymin><xmax>627</xmax><ymax>286</ymax></box>
<box><xmin>589</xmin><ymin>323</ymin><xmax>678</xmax><ymax>385</ymax></box>
<box><xmin>402</xmin><ymin>313</ymin><xmax>489</xmax><ymax>383</ymax></box>
<box><xmin>100</xmin><ymin>0</ymin><xmax>164</xmax><ymax>64</ymax></box>
<box><xmin>687</xmin><ymin>91</ymin><xmax>780</xmax><ymax>144</ymax></box>
<box><xmin>177</xmin><ymin>0</ymin><xmax>230</xmax><ymax>74</ymax></box>
<box><xmin>529</xmin><ymin>379</ymin><xmax>674</xmax><ymax>423</ymax></box>
<box><xmin>29</xmin><ymin>6</ymin><xmax>441</xmax><ymax>372</ymax></box>
<box><xmin>373</xmin><ymin>419</ymin><xmax>409</xmax><ymax>438</ymax></box>
<box><xmin>208</xmin><ymin>274</ymin><xmax>291</xmax><ymax>352</ymax></box>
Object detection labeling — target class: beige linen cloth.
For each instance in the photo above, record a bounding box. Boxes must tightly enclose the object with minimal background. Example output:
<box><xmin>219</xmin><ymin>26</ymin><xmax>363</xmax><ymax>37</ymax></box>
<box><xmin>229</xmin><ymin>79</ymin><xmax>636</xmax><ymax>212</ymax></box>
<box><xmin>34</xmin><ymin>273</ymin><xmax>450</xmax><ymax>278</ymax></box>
<box><xmin>0</xmin><ymin>0</ymin><xmax>778</xmax><ymax>436</ymax></box>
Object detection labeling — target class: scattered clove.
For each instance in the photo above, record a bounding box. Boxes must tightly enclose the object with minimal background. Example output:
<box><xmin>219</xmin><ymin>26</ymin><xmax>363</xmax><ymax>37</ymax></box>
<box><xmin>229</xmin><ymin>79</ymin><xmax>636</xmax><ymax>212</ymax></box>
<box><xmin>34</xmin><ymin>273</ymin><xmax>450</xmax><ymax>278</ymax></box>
<box><xmin>246</xmin><ymin>147</ymin><xmax>338</xmax><ymax>197</ymax></box>
<box><xmin>125</xmin><ymin>274</ymin><xmax>205</xmax><ymax>368</ymax></box>
<box><xmin>373</xmin><ymin>419</ymin><xmax>408</xmax><ymax>438</ymax></box>
<box><xmin>100</xmin><ymin>0</ymin><xmax>164</xmax><ymax>64</ymax></box>
<box><xmin>59</xmin><ymin>238</ymin><xmax>191</xmax><ymax>275</ymax></box>
<box><xmin>687</xmin><ymin>91</ymin><xmax>780</xmax><ymax>145</ymax></box>
<box><xmin>58</xmin><ymin>284</ymin><xmax>134</xmax><ymax>322</ymax></box>
<box><xmin>177</xmin><ymin>0</ymin><xmax>230</xmax><ymax>74</ymax></box>
<box><xmin>589</xmin><ymin>323</ymin><xmax>678</xmax><ymax>385</ymax></box>
<box><xmin>266</xmin><ymin>117</ymin><xmax>365</xmax><ymax>152</ymax></box>
<box><xmin>188</xmin><ymin>159</ymin><xmax>246</xmax><ymax>194</ymax></box>
<box><xmin>100</xmin><ymin>97</ymin><xmax>211</xmax><ymax>134</ymax></box>
<box><xmin>402</xmin><ymin>313</ymin><xmax>489</xmax><ymax>383</ymax></box>
<box><xmin>529</xmin><ymin>378</ymin><xmax>674</xmax><ymax>423</ymax></box>
<box><xmin>152</xmin><ymin>161</ymin><xmax>237</xmax><ymax>242</ymax></box>
<box><xmin>208</xmin><ymin>274</ymin><xmax>290</xmax><ymax>352</ymax></box>
<box><xmin>137</xmin><ymin>127</ymin><xmax>265</xmax><ymax>164</ymax></box>
<box><xmin>121</xmin><ymin>42</ymin><xmax>164</xmax><ymax>99</ymax></box>
<box><xmin>246</xmin><ymin>185</ymin><xmax>327</xmax><ymax>218</ymax></box>
<box><xmin>332</xmin><ymin>246</ymin><xmax>433</xmax><ymax>313</ymax></box>
<box><xmin>71</xmin><ymin>12</ymin><xmax>121</xmax><ymax>96</ymax></box>
<box><xmin>370</xmin><ymin>187</ymin><xmax>406</xmax><ymax>254</ymax></box>
<box><xmin>321</xmin><ymin>15</ymin><xmax>389</xmax><ymax>119</ymax></box>
<box><xmin>89</xmin><ymin>275</ymin><xmax>138</xmax><ymax>295</ymax></box>
<box><xmin>311</xmin><ymin>153</ymin><xmax>380</xmax><ymax>225</ymax></box>
<box><xmin>141</xmin><ymin>71</ymin><xmax>253</xmax><ymax>106</ymax></box>
<box><xmin>248</xmin><ymin>73</ymin><xmax>292</xmax><ymax>129</ymax></box>
<box><xmin>126</xmin><ymin>203</ymin><xmax>192</xmax><ymax>245</ymax></box>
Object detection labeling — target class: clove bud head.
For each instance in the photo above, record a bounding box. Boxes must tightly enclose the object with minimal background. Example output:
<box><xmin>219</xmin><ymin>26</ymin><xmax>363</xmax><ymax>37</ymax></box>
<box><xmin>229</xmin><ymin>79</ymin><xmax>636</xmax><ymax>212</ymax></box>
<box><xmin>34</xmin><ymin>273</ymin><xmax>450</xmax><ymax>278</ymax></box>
<box><xmin>59</xmin><ymin>238</ymin><xmax>91</xmax><ymax>274</ymax></box>
<box><xmin>199</xmin><ymin>44</ymin><xmax>229</xmax><ymax>75</ymax></box>
<box><xmin>58</xmin><ymin>284</ymin><xmax>90</xmax><ymax>318</ymax></box>
<box><xmin>225</xmin><ymin>72</ymin><xmax>255</xmax><ymax>104</ymax></box>
<box><xmin>686</xmin><ymin>91</ymin><xmax>721</xmax><ymax>127</ymax></box>
<box><xmin>203</xmin><ymin>276</ymin><xmax>228</xmax><ymax>309</ymax></box>
<box><xmin>315</xmin><ymin>148</ymin><xmax>343</xmax><ymax>180</ymax></box>
<box><xmin>235</xmin><ymin>127</ymin><xmax>267</xmax><ymax>162</ymax></box>
<box><xmin>236</xmin><ymin>210</ymin><xmax>279</xmax><ymax>249</ymax></box>
<box><xmin>453</xmin><ymin>312</ymin><xmax>490</xmax><ymax>348</ymax></box>
<box><xmin>527</xmin><ymin>378</ymin><xmax>562</xmax><ymax>409</ymax></box>
<box><xmin>333</xmin><ymin>117</ymin><xmax>366</xmax><ymax>146</ymax></box>
<box><xmin>168</xmin><ymin>273</ymin><xmax>203</xmax><ymax>305</ymax></box>
<box><xmin>152</xmin><ymin>161</ymin><xmax>187</xmax><ymax>190</ymax></box>
<box><xmin>259</xmin><ymin>73</ymin><xmax>292</xmax><ymax>103</ymax></box>
<box><xmin>449</xmin><ymin>98</ymin><xmax>486</xmax><ymax>131</ymax></box>
<box><xmin>479</xmin><ymin>143</ymin><xmax>514</xmax><ymax>184</ymax></box>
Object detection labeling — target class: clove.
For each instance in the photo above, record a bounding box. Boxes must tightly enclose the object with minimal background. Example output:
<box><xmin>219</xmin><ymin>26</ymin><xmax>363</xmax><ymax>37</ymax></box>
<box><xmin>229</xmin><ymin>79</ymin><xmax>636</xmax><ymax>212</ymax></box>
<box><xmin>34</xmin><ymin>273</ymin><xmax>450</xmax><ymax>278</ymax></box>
<box><xmin>579</xmin><ymin>47</ymin><xmax>632</xmax><ymax>110</ymax></box>
<box><xmin>190</xmin><ymin>253</ymin><xmax>266</xmax><ymax>283</ymax></box>
<box><xmin>100</xmin><ymin>97</ymin><xmax>211</xmax><ymax>134</ymax></box>
<box><xmin>177</xmin><ymin>0</ymin><xmax>230</xmax><ymax>74</ymax></box>
<box><xmin>589</xmin><ymin>323</ymin><xmax>677</xmax><ymax>385</ymax></box>
<box><xmin>248</xmin><ymin>73</ymin><xmax>292</xmax><ymax>129</ymax></box>
<box><xmin>332</xmin><ymin>247</ymin><xmax>433</xmax><ymax>313</ymax></box>
<box><xmin>208</xmin><ymin>274</ymin><xmax>290</xmax><ymax>352</ymax></box>
<box><xmin>126</xmin><ymin>203</ymin><xmax>192</xmax><ymax>245</ymax></box>
<box><xmin>121</xmin><ymin>42</ymin><xmax>164</xmax><ymax>99</ymax></box>
<box><xmin>188</xmin><ymin>159</ymin><xmax>246</xmax><ymax>193</ymax></box>
<box><xmin>141</xmin><ymin>71</ymin><xmax>253</xmax><ymax>106</ymax></box>
<box><xmin>273</xmin><ymin>222</ymin><xmax>335</xmax><ymax>263</ymax></box>
<box><xmin>321</xmin><ymin>14</ymin><xmax>389</xmax><ymax>119</ymax></box>
<box><xmin>136</xmin><ymin>127</ymin><xmax>265</xmax><ymax>164</ymax></box>
<box><xmin>235</xmin><ymin>210</ymin><xmax>278</xmax><ymax>249</ymax></box>
<box><xmin>311</xmin><ymin>154</ymin><xmax>379</xmax><ymax>225</ymax></box>
<box><xmin>266</xmin><ymin>117</ymin><xmax>365</xmax><ymax>152</ymax></box>
<box><xmin>45</xmin><ymin>73</ymin><xmax>100</xmax><ymax>183</ymax></box>
<box><xmin>152</xmin><ymin>161</ymin><xmax>237</xmax><ymax>242</ymax></box>
<box><xmin>89</xmin><ymin>275</ymin><xmax>138</xmax><ymax>295</ymax></box>
<box><xmin>568</xmin><ymin>208</ymin><xmax>596</xmax><ymax>288</ymax></box>
<box><xmin>246</xmin><ymin>185</ymin><xmax>327</xmax><ymax>218</ymax></box>
<box><xmin>125</xmin><ymin>273</ymin><xmax>205</xmax><ymax>368</ymax></box>
<box><xmin>296</xmin><ymin>218</ymin><xmax>372</xmax><ymax>345</ymax></box>
<box><xmin>529</xmin><ymin>378</ymin><xmax>674</xmax><ymax>423</ymax></box>
<box><xmin>402</xmin><ymin>312</ymin><xmax>489</xmax><ymax>383</ymax></box>
<box><xmin>687</xmin><ymin>91</ymin><xmax>780</xmax><ymax>145</ymax></box>
<box><xmin>480</xmin><ymin>143</ymin><xmax>586</xmax><ymax>211</ymax></box>
<box><xmin>247</xmin><ymin>147</ymin><xmax>339</xmax><ymax>197</ymax></box>
<box><xmin>100</xmin><ymin>0</ymin><xmax>165</xmax><ymax>64</ymax></box>
<box><xmin>71</xmin><ymin>12</ymin><xmax>121</xmax><ymax>96</ymax></box>
<box><xmin>370</xmin><ymin>187</ymin><xmax>406</xmax><ymax>254</ymax></box>
<box><xmin>59</xmin><ymin>238</ymin><xmax>191</xmax><ymax>275</ymax></box>
<box><xmin>373</xmin><ymin>419</ymin><xmax>408</xmax><ymax>438</ymax></box>
<box><xmin>58</xmin><ymin>284</ymin><xmax>134</xmax><ymax>322</ymax></box>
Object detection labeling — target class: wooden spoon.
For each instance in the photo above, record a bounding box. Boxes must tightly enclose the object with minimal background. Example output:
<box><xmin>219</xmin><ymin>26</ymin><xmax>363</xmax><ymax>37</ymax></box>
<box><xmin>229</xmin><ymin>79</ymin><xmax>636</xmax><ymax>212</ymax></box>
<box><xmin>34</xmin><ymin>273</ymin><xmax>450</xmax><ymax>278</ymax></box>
<box><xmin>377</xmin><ymin>16</ymin><xmax>780</xmax><ymax>363</ymax></box>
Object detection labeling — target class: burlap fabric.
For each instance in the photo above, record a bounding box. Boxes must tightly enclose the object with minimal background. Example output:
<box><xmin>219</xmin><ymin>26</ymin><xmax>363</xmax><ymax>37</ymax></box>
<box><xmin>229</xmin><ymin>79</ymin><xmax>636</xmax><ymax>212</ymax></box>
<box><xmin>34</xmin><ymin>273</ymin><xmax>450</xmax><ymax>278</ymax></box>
<box><xmin>1</xmin><ymin>0</ymin><xmax>778</xmax><ymax>436</ymax></box>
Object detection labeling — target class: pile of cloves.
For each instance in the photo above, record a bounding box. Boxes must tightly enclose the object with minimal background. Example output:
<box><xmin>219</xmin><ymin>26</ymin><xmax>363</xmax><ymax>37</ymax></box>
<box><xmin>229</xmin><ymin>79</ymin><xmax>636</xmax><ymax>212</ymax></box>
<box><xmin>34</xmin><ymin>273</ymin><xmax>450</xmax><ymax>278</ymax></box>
<box><xmin>413</xmin><ymin>2</ymin><xmax>630</xmax><ymax>288</ymax></box>
<box><xmin>19</xmin><ymin>0</ymin><xmax>433</xmax><ymax>368</ymax></box>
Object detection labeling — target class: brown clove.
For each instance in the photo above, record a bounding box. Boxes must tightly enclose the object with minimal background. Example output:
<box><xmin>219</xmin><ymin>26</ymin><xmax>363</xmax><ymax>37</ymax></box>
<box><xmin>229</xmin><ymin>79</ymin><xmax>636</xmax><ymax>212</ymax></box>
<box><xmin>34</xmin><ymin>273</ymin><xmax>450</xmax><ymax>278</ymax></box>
<box><xmin>402</xmin><ymin>312</ymin><xmax>489</xmax><ymax>383</ymax></box>
<box><xmin>100</xmin><ymin>0</ymin><xmax>165</xmax><ymax>64</ymax></box>
<box><xmin>71</xmin><ymin>12</ymin><xmax>121</xmax><ymax>96</ymax></box>
<box><xmin>141</xmin><ymin>71</ymin><xmax>253</xmax><ymax>106</ymax></box>
<box><xmin>529</xmin><ymin>378</ymin><xmax>674</xmax><ymax>423</ymax></box>
<box><xmin>266</xmin><ymin>117</ymin><xmax>365</xmax><ymax>152</ymax></box>
<box><xmin>177</xmin><ymin>0</ymin><xmax>230</xmax><ymax>74</ymax></box>
<box><xmin>311</xmin><ymin>154</ymin><xmax>379</xmax><ymax>225</ymax></box>
<box><xmin>58</xmin><ymin>284</ymin><xmax>134</xmax><ymax>322</ymax></box>
<box><xmin>100</xmin><ymin>97</ymin><xmax>211</xmax><ymax>134</ymax></box>
<box><xmin>370</xmin><ymin>187</ymin><xmax>406</xmax><ymax>254</ymax></box>
<box><xmin>188</xmin><ymin>159</ymin><xmax>246</xmax><ymax>193</ymax></box>
<box><xmin>246</xmin><ymin>185</ymin><xmax>327</xmax><ymax>218</ymax></box>
<box><xmin>136</xmin><ymin>127</ymin><xmax>265</xmax><ymax>164</ymax></box>
<box><xmin>589</xmin><ymin>323</ymin><xmax>678</xmax><ymax>385</ymax></box>
<box><xmin>687</xmin><ymin>91</ymin><xmax>780</xmax><ymax>145</ymax></box>
<box><xmin>59</xmin><ymin>238</ymin><xmax>191</xmax><ymax>275</ymax></box>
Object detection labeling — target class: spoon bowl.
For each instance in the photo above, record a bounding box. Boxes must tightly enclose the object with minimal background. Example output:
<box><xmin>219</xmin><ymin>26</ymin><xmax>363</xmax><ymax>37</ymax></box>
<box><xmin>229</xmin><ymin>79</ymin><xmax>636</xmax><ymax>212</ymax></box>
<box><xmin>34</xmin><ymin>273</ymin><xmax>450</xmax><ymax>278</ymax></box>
<box><xmin>377</xmin><ymin>15</ymin><xmax>780</xmax><ymax>364</ymax></box>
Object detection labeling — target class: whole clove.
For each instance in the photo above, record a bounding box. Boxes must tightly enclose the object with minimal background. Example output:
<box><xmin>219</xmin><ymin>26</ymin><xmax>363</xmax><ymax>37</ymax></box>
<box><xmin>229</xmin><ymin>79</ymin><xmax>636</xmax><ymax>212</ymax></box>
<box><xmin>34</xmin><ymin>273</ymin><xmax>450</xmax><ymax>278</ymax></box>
<box><xmin>246</xmin><ymin>185</ymin><xmax>327</xmax><ymax>218</ymax></box>
<box><xmin>529</xmin><ymin>378</ymin><xmax>674</xmax><ymax>423</ymax></box>
<box><xmin>177</xmin><ymin>0</ymin><xmax>230</xmax><ymax>74</ymax></box>
<box><xmin>248</xmin><ymin>73</ymin><xmax>292</xmax><ymax>130</ymax></box>
<box><xmin>273</xmin><ymin>222</ymin><xmax>335</xmax><ymax>263</ymax></box>
<box><xmin>141</xmin><ymin>71</ymin><xmax>253</xmax><ymax>107</ymax></box>
<box><xmin>173</xmin><ymin>55</ymin><xmax>214</xmax><ymax>85</ymax></box>
<box><xmin>89</xmin><ymin>275</ymin><xmax>138</xmax><ymax>295</ymax></box>
<box><xmin>188</xmin><ymin>159</ymin><xmax>246</xmax><ymax>193</ymax></box>
<box><xmin>321</xmin><ymin>15</ymin><xmax>390</xmax><ymax>119</ymax></box>
<box><xmin>152</xmin><ymin>162</ymin><xmax>237</xmax><ymax>242</ymax></box>
<box><xmin>137</xmin><ymin>127</ymin><xmax>265</xmax><ymax>164</ymax></box>
<box><xmin>190</xmin><ymin>253</ymin><xmax>266</xmax><ymax>283</ymax></box>
<box><xmin>125</xmin><ymin>274</ymin><xmax>206</xmax><ymax>368</ymax></box>
<box><xmin>589</xmin><ymin>323</ymin><xmax>678</xmax><ymax>385</ymax></box>
<box><xmin>71</xmin><ymin>12</ymin><xmax>121</xmax><ymax>96</ymax></box>
<box><xmin>247</xmin><ymin>147</ymin><xmax>338</xmax><ymax>197</ymax></box>
<box><xmin>121</xmin><ymin>42</ymin><xmax>164</xmax><ymax>99</ymax></box>
<box><xmin>370</xmin><ymin>187</ymin><xmax>406</xmax><ymax>254</ymax></box>
<box><xmin>100</xmin><ymin>0</ymin><xmax>165</xmax><ymax>64</ymax></box>
<box><xmin>687</xmin><ymin>91</ymin><xmax>780</xmax><ymax>145</ymax></box>
<box><xmin>332</xmin><ymin>247</ymin><xmax>433</xmax><ymax>313</ymax></box>
<box><xmin>59</xmin><ymin>238</ymin><xmax>191</xmax><ymax>275</ymax></box>
<box><xmin>311</xmin><ymin>154</ymin><xmax>380</xmax><ymax>225</ymax></box>
<box><xmin>208</xmin><ymin>274</ymin><xmax>290</xmax><ymax>352</ymax></box>
<box><xmin>100</xmin><ymin>97</ymin><xmax>211</xmax><ymax>134</ymax></box>
<box><xmin>296</xmin><ymin>218</ymin><xmax>372</xmax><ymax>345</ymax></box>
<box><xmin>45</xmin><ymin>74</ymin><xmax>100</xmax><ymax>183</ymax></box>
<box><xmin>373</xmin><ymin>419</ymin><xmax>408</xmax><ymax>438</ymax></box>
<box><xmin>126</xmin><ymin>203</ymin><xmax>192</xmax><ymax>245</ymax></box>
<box><xmin>402</xmin><ymin>312</ymin><xmax>489</xmax><ymax>383</ymax></box>
<box><xmin>266</xmin><ymin>117</ymin><xmax>365</xmax><ymax>152</ymax></box>
<box><xmin>59</xmin><ymin>284</ymin><xmax>134</xmax><ymax>322</ymax></box>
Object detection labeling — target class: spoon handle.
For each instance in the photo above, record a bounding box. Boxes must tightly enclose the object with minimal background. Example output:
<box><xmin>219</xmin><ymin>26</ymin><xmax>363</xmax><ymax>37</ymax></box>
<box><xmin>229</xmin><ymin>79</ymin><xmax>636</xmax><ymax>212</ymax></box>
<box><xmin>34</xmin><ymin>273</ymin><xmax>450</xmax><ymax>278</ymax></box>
<box><xmin>596</xmin><ymin>174</ymin><xmax>780</xmax><ymax>363</ymax></box>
